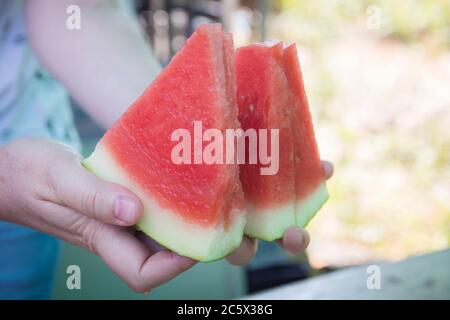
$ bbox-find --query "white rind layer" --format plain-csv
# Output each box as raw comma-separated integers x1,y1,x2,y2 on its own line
244,182,328,241
244,202,295,241
83,143,246,262
296,182,329,227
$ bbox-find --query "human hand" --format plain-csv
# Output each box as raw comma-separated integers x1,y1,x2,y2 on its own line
227,161,334,265
0,138,196,293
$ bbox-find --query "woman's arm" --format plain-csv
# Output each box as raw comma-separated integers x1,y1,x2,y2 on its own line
24,0,161,128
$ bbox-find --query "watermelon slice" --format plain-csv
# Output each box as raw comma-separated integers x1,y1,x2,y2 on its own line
235,42,328,241
83,24,246,261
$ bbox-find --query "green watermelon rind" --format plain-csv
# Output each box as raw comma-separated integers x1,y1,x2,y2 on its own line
82,144,246,262
244,183,328,241
296,183,329,227
236,43,329,242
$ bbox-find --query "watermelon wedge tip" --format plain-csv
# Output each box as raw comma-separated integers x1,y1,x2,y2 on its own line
83,24,246,261
235,41,329,241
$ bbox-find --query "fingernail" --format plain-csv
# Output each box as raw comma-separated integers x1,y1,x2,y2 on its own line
114,195,138,224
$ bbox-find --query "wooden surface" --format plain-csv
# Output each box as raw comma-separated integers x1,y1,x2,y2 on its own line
245,249,450,300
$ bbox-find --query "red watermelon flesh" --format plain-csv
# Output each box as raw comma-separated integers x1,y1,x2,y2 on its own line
283,43,328,227
83,24,246,261
235,42,328,241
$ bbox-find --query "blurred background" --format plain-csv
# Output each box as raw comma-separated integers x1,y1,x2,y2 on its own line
56,0,450,299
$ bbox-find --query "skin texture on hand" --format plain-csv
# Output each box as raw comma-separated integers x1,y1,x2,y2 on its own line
0,139,194,293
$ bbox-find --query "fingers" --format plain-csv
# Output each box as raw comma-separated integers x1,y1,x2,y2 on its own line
46,157,143,226
29,198,195,293
90,224,196,292
226,236,258,265
13,199,93,250
137,251,196,291
322,160,334,180
136,231,167,253
276,227,310,255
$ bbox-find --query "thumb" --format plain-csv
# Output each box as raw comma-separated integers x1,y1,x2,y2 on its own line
46,158,143,226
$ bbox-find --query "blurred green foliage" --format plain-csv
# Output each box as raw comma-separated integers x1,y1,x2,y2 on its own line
276,0,450,50
259,0,450,266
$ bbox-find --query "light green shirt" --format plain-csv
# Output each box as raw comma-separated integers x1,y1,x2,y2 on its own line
0,0,81,149
0,0,80,300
